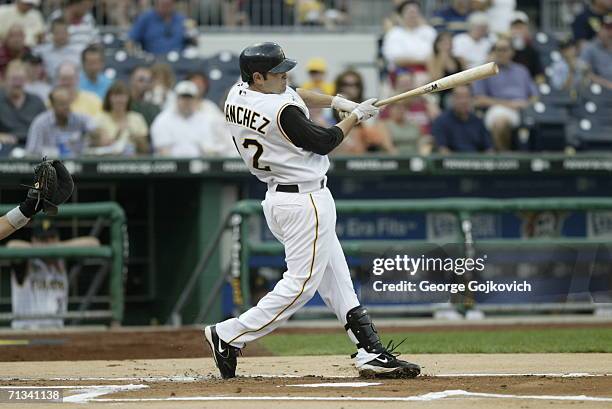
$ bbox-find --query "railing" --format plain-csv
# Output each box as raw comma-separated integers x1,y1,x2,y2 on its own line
41,1,580,36
0,202,127,324
170,197,612,325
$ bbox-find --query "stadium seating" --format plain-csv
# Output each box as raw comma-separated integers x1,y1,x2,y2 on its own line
103,48,240,108
569,119,612,150
520,102,569,151
204,51,241,106
533,32,559,68
572,100,612,127
537,83,576,108
104,50,155,82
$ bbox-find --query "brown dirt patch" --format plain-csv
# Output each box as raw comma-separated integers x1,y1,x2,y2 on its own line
0,329,269,361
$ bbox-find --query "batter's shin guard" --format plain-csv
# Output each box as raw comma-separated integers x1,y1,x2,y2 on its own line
344,306,384,355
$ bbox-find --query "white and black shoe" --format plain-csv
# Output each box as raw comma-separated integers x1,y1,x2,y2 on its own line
356,340,421,379
204,325,239,379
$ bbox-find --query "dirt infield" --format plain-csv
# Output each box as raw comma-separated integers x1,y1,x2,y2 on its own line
0,326,611,408
0,355,611,408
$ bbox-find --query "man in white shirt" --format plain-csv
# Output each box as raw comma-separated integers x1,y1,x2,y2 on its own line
382,0,436,83
453,12,495,68
151,81,236,158
0,0,44,47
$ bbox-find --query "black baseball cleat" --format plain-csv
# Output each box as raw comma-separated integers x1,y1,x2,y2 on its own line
204,325,239,379
356,339,421,379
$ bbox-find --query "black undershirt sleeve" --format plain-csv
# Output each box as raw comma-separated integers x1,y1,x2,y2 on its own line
278,105,345,155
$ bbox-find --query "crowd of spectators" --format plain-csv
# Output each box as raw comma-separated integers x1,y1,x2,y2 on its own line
0,0,609,158
369,0,612,154
0,0,241,159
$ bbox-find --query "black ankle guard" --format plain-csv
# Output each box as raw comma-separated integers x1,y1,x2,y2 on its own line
344,306,384,354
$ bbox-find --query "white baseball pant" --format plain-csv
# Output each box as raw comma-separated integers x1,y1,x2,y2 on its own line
216,186,361,348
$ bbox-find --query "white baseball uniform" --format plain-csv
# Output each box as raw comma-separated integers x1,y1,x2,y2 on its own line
217,82,363,352
11,259,68,330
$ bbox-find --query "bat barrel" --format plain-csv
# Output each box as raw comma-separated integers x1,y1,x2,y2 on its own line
375,62,499,108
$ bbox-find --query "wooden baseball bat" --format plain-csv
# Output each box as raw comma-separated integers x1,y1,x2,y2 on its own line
375,62,499,107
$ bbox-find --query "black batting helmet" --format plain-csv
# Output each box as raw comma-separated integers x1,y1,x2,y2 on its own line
239,42,297,83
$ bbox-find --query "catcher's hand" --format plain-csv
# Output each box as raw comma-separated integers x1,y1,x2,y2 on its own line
24,159,74,216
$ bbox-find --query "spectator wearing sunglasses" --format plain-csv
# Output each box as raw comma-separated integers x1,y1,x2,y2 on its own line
128,66,161,127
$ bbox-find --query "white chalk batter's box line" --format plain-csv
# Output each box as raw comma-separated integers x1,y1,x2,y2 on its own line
1,385,612,404
0,372,609,383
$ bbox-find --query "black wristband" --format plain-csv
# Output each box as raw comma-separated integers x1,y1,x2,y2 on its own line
19,195,40,218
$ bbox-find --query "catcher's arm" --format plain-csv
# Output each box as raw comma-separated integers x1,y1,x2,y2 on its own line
1,159,74,240
0,216,19,241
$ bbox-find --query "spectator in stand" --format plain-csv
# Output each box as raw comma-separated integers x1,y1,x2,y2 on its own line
427,32,465,109
91,81,149,156
185,71,224,114
382,0,436,86
329,69,396,155
453,12,494,68
147,62,175,109
431,0,471,34
432,85,493,153
55,61,102,118
550,38,589,91
130,65,161,128
380,102,431,155
34,18,82,83
572,0,611,46
0,24,31,77
472,0,516,35
151,81,235,157
0,60,45,147
301,57,335,95
23,54,51,102
129,65,161,127
580,15,612,89
510,11,545,83
79,44,111,100
128,0,192,55
0,0,44,47
48,0,99,51
473,37,538,151
383,70,440,137
26,86,100,157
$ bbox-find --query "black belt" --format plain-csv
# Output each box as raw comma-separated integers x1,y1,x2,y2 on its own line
276,179,325,193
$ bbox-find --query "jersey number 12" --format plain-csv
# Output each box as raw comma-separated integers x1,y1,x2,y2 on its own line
242,138,271,171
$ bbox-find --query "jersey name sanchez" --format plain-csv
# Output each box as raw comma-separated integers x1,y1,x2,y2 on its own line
225,82,329,185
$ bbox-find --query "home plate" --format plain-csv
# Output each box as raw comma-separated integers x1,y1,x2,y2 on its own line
285,382,382,388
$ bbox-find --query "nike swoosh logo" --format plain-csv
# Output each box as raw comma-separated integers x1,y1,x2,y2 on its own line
218,339,226,354
376,356,389,364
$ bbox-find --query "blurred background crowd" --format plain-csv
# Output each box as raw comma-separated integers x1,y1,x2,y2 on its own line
0,0,608,158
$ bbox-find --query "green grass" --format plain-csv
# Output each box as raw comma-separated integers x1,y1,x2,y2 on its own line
257,328,612,355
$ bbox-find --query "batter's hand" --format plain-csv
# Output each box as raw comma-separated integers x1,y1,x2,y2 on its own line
351,98,379,123
331,95,359,113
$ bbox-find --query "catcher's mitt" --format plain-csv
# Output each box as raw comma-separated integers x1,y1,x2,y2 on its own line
24,159,74,216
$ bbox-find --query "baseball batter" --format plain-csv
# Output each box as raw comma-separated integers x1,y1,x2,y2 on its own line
205,42,420,379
